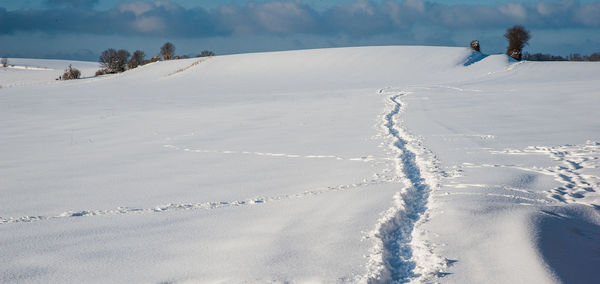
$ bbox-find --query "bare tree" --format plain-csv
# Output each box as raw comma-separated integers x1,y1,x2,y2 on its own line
160,42,175,60
128,50,145,69
99,48,118,73
116,49,130,72
61,65,81,80
505,25,531,60
99,48,130,73
1,57,7,67
197,50,216,57
470,40,480,52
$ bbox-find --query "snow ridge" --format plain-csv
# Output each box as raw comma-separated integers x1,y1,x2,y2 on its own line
366,92,444,283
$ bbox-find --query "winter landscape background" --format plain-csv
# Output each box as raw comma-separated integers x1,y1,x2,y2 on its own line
2,0,600,283
1,46,599,283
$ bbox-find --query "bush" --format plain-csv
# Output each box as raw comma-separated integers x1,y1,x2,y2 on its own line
99,48,130,73
116,49,130,72
505,25,531,61
128,50,145,69
1,57,7,67
197,50,216,57
470,40,480,52
160,42,175,60
95,69,108,76
99,48,117,72
61,65,81,80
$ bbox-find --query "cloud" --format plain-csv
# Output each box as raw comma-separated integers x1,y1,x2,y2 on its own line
45,48,97,61
499,3,527,22
2,0,600,37
575,2,600,26
132,16,166,33
45,0,98,9
118,2,155,16
215,2,319,35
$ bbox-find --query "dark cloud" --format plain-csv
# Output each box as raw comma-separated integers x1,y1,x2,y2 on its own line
1,0,599,37
45,49,97,61
215,2,320,35
45,0,99,9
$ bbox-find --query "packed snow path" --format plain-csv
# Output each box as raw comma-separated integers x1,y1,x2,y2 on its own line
366,93,437,283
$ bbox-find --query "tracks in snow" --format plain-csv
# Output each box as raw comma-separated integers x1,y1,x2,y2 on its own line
163,144,379,162
489,142,600,207
0,175,391,225
167,57,211,76
366,93,444,283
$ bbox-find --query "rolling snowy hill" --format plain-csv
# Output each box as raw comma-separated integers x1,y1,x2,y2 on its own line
0,58,100,88
1,46,599,283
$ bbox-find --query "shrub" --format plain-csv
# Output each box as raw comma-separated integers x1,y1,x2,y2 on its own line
1,57,7,67
116,49,130,72
99,48,130,73
95,69,108,76
470,40,480,52
61,65,81,80
197,50,216,57
505,25,531,61
128,50,145,69
99,48,117,72
160,42,175,60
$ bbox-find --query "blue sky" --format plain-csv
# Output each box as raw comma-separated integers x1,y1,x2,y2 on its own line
1,0,599,60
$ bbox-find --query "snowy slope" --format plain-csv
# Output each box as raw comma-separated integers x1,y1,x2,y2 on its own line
0,46,598,283
395,58,600,284
0,58,100,88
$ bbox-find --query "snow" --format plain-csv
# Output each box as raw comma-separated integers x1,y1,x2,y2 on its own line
0,58,100,88
1,46,599,283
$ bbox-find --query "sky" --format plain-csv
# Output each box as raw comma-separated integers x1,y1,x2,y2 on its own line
1,0,599,60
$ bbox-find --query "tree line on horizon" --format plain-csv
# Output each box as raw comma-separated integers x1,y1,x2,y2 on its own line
2,29,599,82
51,42,216,80
95,42,215,76
0,43,216,81
523,52,600,62
471,25,600,62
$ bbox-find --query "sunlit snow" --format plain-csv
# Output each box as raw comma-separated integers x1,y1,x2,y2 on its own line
1,46,598,283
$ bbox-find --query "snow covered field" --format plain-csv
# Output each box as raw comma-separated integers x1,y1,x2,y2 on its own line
0,58,100,89
1,47,598,283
